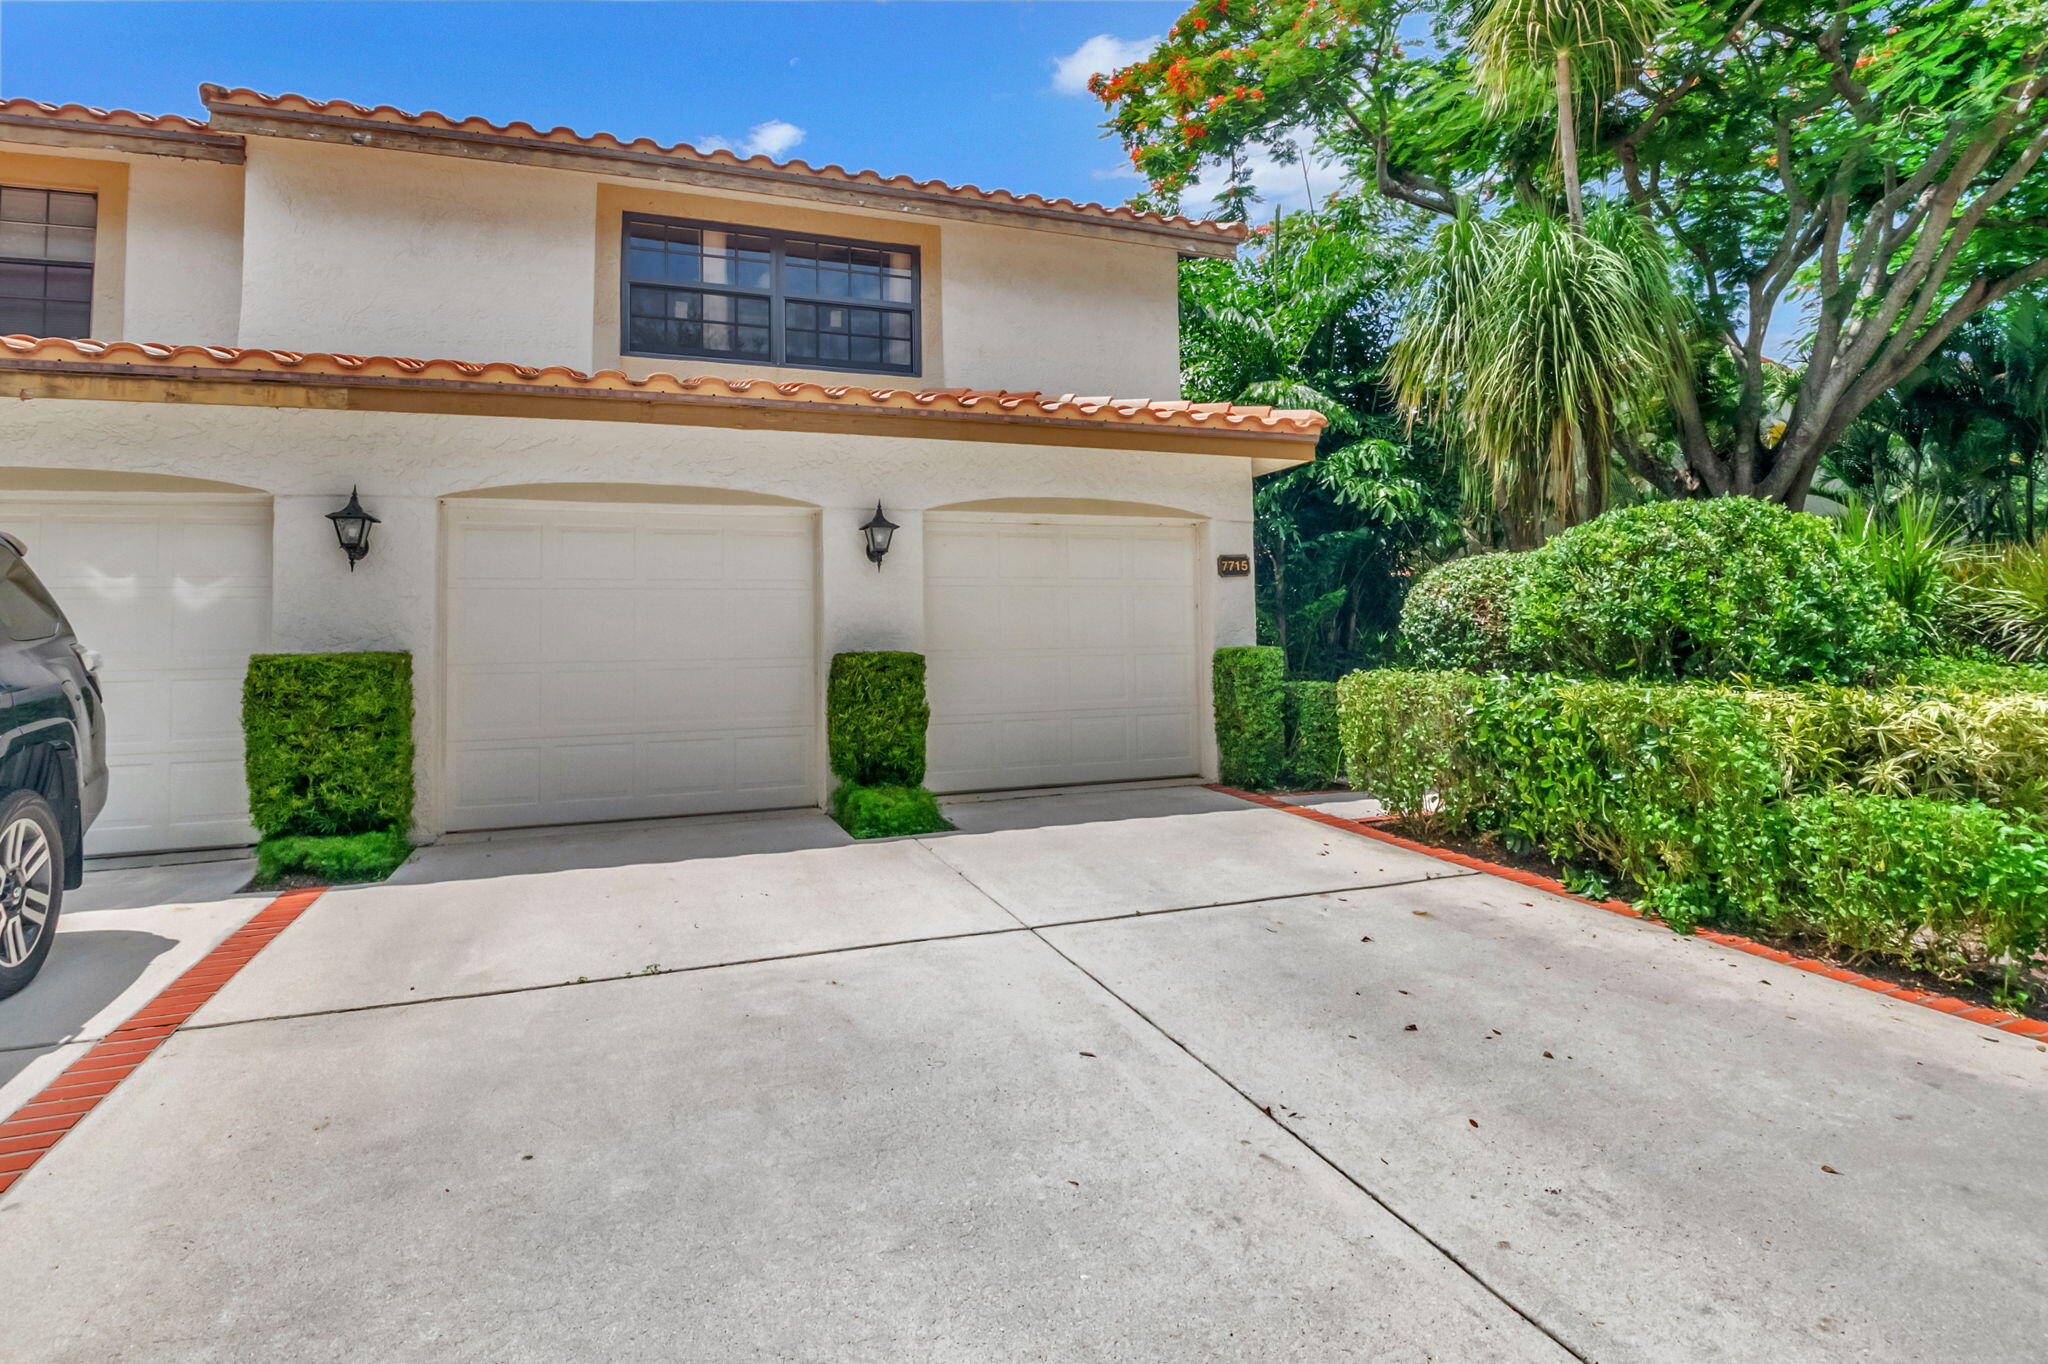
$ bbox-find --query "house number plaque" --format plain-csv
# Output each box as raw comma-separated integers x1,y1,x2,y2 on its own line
1216,555,1252,578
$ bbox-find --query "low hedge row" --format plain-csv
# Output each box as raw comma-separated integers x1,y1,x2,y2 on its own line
1336,669,2048,997
1212,649,1346,791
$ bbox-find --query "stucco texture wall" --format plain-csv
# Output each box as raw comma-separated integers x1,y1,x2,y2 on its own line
0,398,1257,832
235,140,597,369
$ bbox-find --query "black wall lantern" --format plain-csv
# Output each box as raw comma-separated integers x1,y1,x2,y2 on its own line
860,502,898,570
326,487,380,571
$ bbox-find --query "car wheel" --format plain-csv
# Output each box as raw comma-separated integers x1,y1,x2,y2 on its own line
0,790,64,1000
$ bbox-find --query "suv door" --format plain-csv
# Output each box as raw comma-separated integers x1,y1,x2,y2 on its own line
0,540,103,883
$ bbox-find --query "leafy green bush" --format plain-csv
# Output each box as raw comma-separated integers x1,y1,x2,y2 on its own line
1896,654,2048,694
1513,499,1910,683
1798,684,2048,817
1469,679,1791,928
830,782,951,839
244,652,414,838
1212,646,1286,789
1398,552,1533,672
827,651,930,786
1282,680,1342,788
255,830,414,886
1335,669,1483,821
1782,793,2048,998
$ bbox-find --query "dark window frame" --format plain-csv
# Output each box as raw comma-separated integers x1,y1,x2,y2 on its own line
0,185,96,339
619,212,921,378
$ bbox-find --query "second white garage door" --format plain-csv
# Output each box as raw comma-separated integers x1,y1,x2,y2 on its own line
924,514,1200,792
443,500,817,830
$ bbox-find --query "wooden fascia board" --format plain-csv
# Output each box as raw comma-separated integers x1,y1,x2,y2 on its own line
0,115,246,164
0,362,1319,463
204,105,1239,258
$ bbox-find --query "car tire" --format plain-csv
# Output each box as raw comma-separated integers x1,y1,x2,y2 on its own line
0,790,65,1001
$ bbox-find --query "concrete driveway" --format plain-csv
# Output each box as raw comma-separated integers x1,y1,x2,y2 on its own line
0,784,2042,1362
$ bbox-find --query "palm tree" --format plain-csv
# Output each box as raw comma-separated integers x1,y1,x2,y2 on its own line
1470,0,1671,229
1388,205,1687,542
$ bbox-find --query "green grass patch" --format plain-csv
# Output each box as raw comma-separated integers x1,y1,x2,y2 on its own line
254,828,413,887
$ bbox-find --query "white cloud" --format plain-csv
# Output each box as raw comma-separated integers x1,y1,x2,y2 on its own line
1185,132,1350,217
743,119,805,159
1051,33,1159,96
696,119,806,160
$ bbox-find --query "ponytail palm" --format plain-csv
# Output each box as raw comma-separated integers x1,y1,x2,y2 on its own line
1389,205,1687,543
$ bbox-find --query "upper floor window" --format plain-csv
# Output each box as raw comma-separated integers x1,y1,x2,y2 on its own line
0,187,94,338
623,214,918,376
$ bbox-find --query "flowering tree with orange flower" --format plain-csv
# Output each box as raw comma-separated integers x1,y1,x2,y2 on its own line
1097,0,2048,513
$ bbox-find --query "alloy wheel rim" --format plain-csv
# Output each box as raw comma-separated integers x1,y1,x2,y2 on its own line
0,816,53,968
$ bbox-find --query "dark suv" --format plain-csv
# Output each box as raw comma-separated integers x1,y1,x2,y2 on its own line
0,532,106,999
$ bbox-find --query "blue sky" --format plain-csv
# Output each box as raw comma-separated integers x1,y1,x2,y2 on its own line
0,1,1225,212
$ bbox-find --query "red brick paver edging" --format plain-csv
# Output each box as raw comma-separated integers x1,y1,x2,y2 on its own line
1211,785,2048,1043
0,886,326,1196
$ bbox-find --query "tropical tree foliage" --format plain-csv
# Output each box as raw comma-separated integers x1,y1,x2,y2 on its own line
1093,0,2048,511
1182,205,1461,675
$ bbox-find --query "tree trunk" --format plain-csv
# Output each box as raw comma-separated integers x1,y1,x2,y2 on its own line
1556,52,1584,230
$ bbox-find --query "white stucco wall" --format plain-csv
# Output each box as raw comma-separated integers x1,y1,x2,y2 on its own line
939,220,1183,398
236,140,597,369
0,397,1259,834
123,157,244,346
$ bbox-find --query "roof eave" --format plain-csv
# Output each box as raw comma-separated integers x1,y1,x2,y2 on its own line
0,354,1319,463
202,100,1240,257
0,111,245,163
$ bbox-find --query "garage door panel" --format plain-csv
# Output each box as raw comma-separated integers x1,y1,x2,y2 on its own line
926,516,1198,793
448,588,541,665
450,522,542,580
444,503,817,830
554,526,638,580
2,496,272,854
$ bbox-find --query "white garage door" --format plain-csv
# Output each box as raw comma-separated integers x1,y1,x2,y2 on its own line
0,494,272,855
924,514,1199,793
443,500,817,831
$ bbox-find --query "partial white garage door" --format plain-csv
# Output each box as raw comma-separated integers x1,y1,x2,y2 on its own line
443,500,817,830
924,514,1199,792
0,494,271,855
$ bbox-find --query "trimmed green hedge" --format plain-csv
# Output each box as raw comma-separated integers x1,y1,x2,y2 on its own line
1283,680,1341,788
1213,646,1285,789
826,651,948,838
256,829,414,885
1336,668,2048,992
1783,793,2048,989
831,782,951,839
828,651,929,787
1508,499,1910,684
1399,553,1533,673
244,651,414,838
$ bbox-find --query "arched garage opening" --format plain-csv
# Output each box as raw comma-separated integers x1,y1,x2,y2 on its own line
437,483,820,831
922,498,1206,793
0,469,273,854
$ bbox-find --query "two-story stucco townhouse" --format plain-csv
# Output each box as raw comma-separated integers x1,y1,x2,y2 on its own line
0,85,1321,855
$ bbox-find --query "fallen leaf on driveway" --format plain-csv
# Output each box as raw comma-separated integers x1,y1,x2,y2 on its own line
1360,935,1373,942
1412,910,1432,917
1468,1119,1479,1128
1079,1052,1096,1058
1543,1051,1554,1059
1404,1024,1418,1031
1821,1165,1840,1175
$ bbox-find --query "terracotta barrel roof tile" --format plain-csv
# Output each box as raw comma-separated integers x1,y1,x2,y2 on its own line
0,335,1325,437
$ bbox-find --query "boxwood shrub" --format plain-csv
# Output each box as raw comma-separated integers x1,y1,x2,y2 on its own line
827,651,930,787
244,651,414,838
255,829,414,886
1512,499,1910,683
831,782,950,840
827,651,949,838
1213,646,1285,789
1399,552,1533,672
1282,680,1342,789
